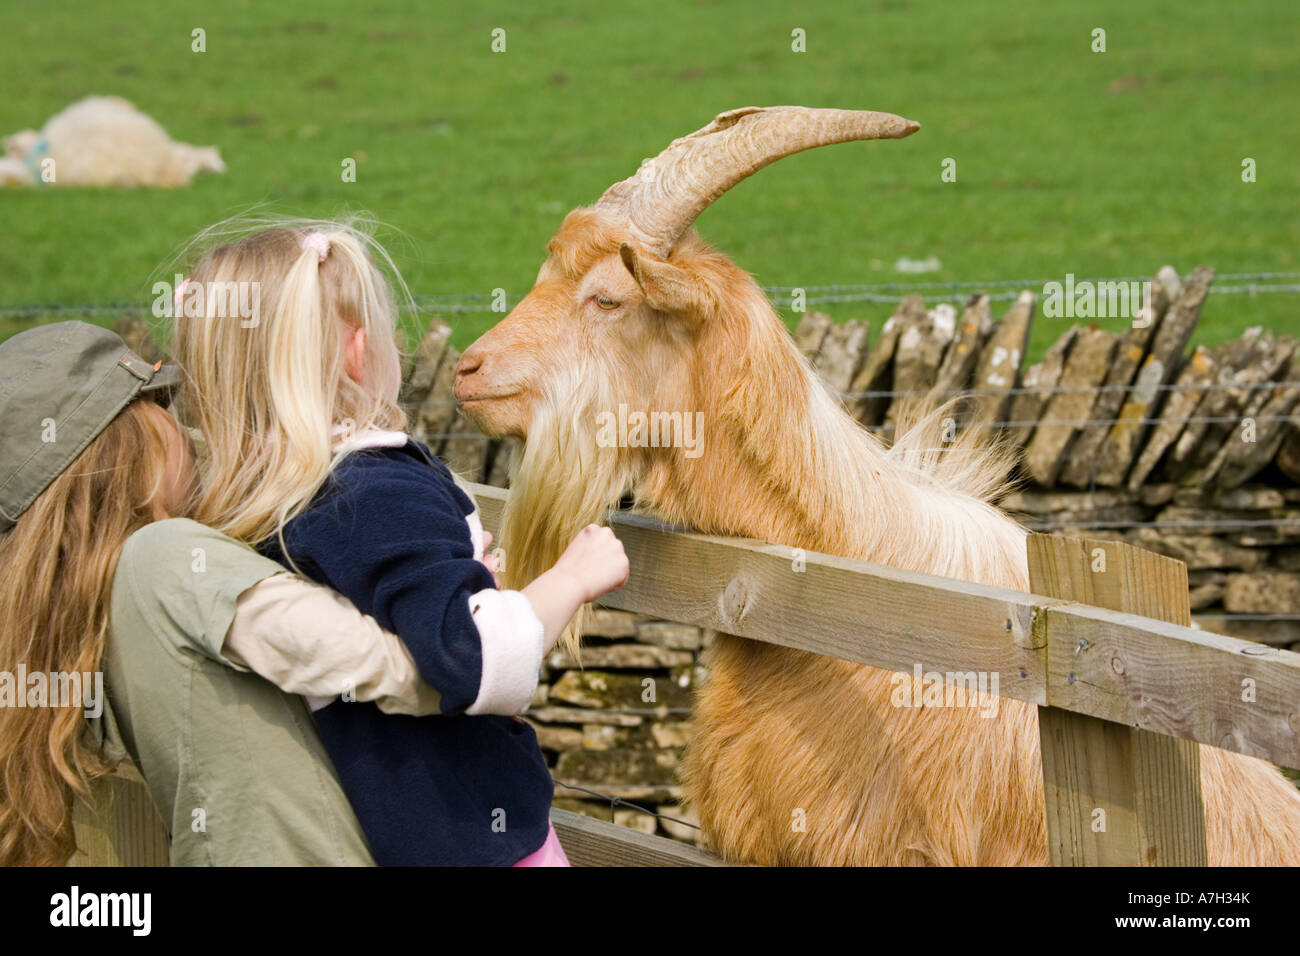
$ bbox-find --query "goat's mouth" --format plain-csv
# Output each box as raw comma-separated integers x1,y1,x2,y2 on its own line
454,386,520,407
456,387,530,441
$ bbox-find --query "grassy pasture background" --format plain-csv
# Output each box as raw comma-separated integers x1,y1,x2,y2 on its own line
1,0,1297,359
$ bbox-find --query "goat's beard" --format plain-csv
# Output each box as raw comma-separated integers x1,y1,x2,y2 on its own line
499,375,638,662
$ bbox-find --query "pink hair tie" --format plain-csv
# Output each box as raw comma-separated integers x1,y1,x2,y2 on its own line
173,277,190,315
301,232,330,263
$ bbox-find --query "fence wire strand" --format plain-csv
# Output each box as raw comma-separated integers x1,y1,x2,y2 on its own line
551,779,701,831
6,271,1300,320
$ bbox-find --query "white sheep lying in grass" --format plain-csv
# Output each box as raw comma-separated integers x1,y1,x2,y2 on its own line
2,96,224,187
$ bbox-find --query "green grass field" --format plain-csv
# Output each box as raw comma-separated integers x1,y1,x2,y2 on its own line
2,0,1297,360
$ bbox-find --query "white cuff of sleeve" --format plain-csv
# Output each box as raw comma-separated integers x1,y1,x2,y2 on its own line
464,589,544,716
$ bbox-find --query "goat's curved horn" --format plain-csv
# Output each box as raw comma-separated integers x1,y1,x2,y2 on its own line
596,106,920,258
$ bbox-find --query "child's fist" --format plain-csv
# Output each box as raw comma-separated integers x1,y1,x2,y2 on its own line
557,524,629,603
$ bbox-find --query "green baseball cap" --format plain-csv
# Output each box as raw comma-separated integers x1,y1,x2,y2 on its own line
0,321,181,532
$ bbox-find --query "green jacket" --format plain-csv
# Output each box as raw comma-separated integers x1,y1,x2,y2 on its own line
87,518,375,866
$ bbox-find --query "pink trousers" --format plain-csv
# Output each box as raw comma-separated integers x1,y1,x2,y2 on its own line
512,821,571,866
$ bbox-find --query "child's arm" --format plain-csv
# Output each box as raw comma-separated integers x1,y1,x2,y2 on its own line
448,461,629,654
223,573,443,716
280,457,543,716
469,523,627,656
520,524,629,653
280,454,628,718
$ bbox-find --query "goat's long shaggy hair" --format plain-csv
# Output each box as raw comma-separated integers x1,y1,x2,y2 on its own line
500,223,1300,865
499,368,638,658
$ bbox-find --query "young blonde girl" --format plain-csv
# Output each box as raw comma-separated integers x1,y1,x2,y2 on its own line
170,218,627,866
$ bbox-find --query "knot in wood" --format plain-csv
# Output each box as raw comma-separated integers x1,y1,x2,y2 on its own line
722,576,752,627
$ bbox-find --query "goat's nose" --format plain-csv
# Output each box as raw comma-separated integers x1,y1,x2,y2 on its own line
456,353,482,379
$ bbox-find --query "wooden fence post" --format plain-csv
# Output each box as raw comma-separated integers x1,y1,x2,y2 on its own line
1029,534,1207,865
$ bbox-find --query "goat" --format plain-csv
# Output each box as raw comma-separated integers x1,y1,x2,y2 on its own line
455,105,1300,865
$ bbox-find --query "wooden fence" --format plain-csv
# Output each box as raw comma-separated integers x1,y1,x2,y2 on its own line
71,482,1300,867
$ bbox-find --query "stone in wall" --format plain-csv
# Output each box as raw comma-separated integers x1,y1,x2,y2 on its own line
1125,346,1217,490
407,319,462,449
530,724,584,752
1006,325,1079,451
1214,354,1300,490
635,621,705,650
932,294,993,400
885,303,957,429
440,411,491,480
1060,266,1177,487
554,749,682,793
527,706,644,727
585,609,639,637
1130,529,1268,572
547,643,694,670
847,295,922,426
401,319,450,407
812,316,871,395
550,668,695,711
1179,337,1298,487
1187,571,1227,611
1001,488,1139,514
613,809,659,835
1196,615,1300,647
1093,267,1213,485
966,290,1034,437
794,311,833,363
1164,328,1269,478
485,437,518,487
1224,571,1300,615
1023,325,1118,485
1278,428,1300,484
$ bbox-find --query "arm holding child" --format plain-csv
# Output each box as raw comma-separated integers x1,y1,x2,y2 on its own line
266,448,628,716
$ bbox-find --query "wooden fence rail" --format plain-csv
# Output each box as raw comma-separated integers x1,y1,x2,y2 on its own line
472,485,1300,770
70,482,1300,866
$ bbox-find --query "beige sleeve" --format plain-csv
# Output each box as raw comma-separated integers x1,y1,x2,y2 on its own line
223,573,443,716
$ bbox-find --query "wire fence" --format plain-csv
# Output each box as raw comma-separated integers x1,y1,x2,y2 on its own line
1015,518,1300,531
402,380,1300,412
551,779,701,831
408,378,1300,443
5,271,1300,320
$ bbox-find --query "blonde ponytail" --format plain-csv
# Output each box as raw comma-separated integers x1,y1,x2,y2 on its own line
169,217,409,545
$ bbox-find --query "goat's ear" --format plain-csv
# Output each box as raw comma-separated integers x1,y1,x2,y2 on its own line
619,243,704,315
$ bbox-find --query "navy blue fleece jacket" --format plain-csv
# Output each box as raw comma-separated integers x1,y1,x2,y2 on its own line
258,439,552,866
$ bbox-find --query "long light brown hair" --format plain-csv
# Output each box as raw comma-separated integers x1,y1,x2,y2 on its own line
0,399,179,866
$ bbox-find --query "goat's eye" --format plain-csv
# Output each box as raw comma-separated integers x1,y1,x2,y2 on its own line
595,294,619,311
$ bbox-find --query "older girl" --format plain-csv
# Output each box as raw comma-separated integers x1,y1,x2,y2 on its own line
0,322,447,865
